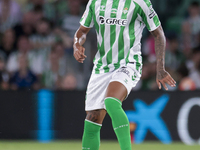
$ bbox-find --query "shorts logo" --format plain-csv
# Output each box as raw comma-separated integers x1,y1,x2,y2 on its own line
118,67,130,77
99,16,127,26
124,79,128,84
123,7,129,14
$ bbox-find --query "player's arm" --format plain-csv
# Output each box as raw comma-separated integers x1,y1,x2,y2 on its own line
73,25,91,63
151,26,176,90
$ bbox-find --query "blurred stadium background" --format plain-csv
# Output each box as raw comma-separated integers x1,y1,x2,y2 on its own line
0,0,200,149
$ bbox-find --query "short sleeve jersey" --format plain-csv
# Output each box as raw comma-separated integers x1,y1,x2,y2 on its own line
80,0,161,74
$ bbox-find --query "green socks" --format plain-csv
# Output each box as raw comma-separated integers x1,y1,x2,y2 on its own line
82,119,102,150
105,97,132,150
82,97,131,150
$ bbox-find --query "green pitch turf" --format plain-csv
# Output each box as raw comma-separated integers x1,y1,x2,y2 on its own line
0,140,199,150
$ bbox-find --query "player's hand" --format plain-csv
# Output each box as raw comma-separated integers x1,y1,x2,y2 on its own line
73,42,87,63
156,70,176,90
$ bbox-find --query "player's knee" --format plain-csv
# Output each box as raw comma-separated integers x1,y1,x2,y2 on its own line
83,120,101,140
104,97,122,113
86,110,100,123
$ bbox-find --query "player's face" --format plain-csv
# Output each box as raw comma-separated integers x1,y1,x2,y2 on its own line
36,21,50,35
189,6,200,17
17,37,30,52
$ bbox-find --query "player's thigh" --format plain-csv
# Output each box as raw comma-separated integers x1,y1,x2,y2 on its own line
105,65,141,102
86,109,107,124
105,81,127,102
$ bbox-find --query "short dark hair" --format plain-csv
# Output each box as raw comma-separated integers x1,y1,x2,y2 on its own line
33,5,43,13
51,42,64,51
192,45,200,54
177,63,189,77
190,1,199,7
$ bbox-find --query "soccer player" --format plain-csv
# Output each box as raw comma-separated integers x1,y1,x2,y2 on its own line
73,0,176,149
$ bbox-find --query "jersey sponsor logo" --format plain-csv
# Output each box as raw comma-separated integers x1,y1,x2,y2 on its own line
100,5,106,11
123,7,129,14
99,16,127,26
111,8,117,14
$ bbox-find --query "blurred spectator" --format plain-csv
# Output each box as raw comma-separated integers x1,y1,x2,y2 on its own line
30,18,55,52
182,1,200,53
165,33,185,71
10,55,39,90
32,5,44,24
54,42,73,75
42,48,61,89
28,18,56,75
6,36,31,73
0,56,9,90
62,0,82,38
54,27,73,49
0,29,16,60
60,73,77,90
13,11,36,39
15,0,28,7
142,34,156,60
140,62,157,90
186,45,200,73
53,0,69,25
25,0,55,21
188,46,200,89
0,0,22,33
42,41,76,89
178,63,196,91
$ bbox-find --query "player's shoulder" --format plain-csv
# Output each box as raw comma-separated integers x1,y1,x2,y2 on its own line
87,0,99,7
88,0,100,4
132,0,152,8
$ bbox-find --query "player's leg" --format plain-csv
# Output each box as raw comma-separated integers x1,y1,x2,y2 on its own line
82,109,106,150
104,81,132,150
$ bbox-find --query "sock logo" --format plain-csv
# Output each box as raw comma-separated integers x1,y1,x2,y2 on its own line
114,124,129,130
117,67,130,77
82,147,90,149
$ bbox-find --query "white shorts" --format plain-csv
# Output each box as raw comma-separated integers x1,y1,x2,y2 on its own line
85,64,141,111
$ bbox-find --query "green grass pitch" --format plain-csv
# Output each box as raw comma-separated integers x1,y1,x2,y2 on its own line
0,140,199,150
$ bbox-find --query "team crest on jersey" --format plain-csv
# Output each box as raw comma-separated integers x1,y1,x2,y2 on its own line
100,5,106,11
123,7,129,14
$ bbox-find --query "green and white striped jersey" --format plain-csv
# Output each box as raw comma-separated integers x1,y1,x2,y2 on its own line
80,0,160,74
